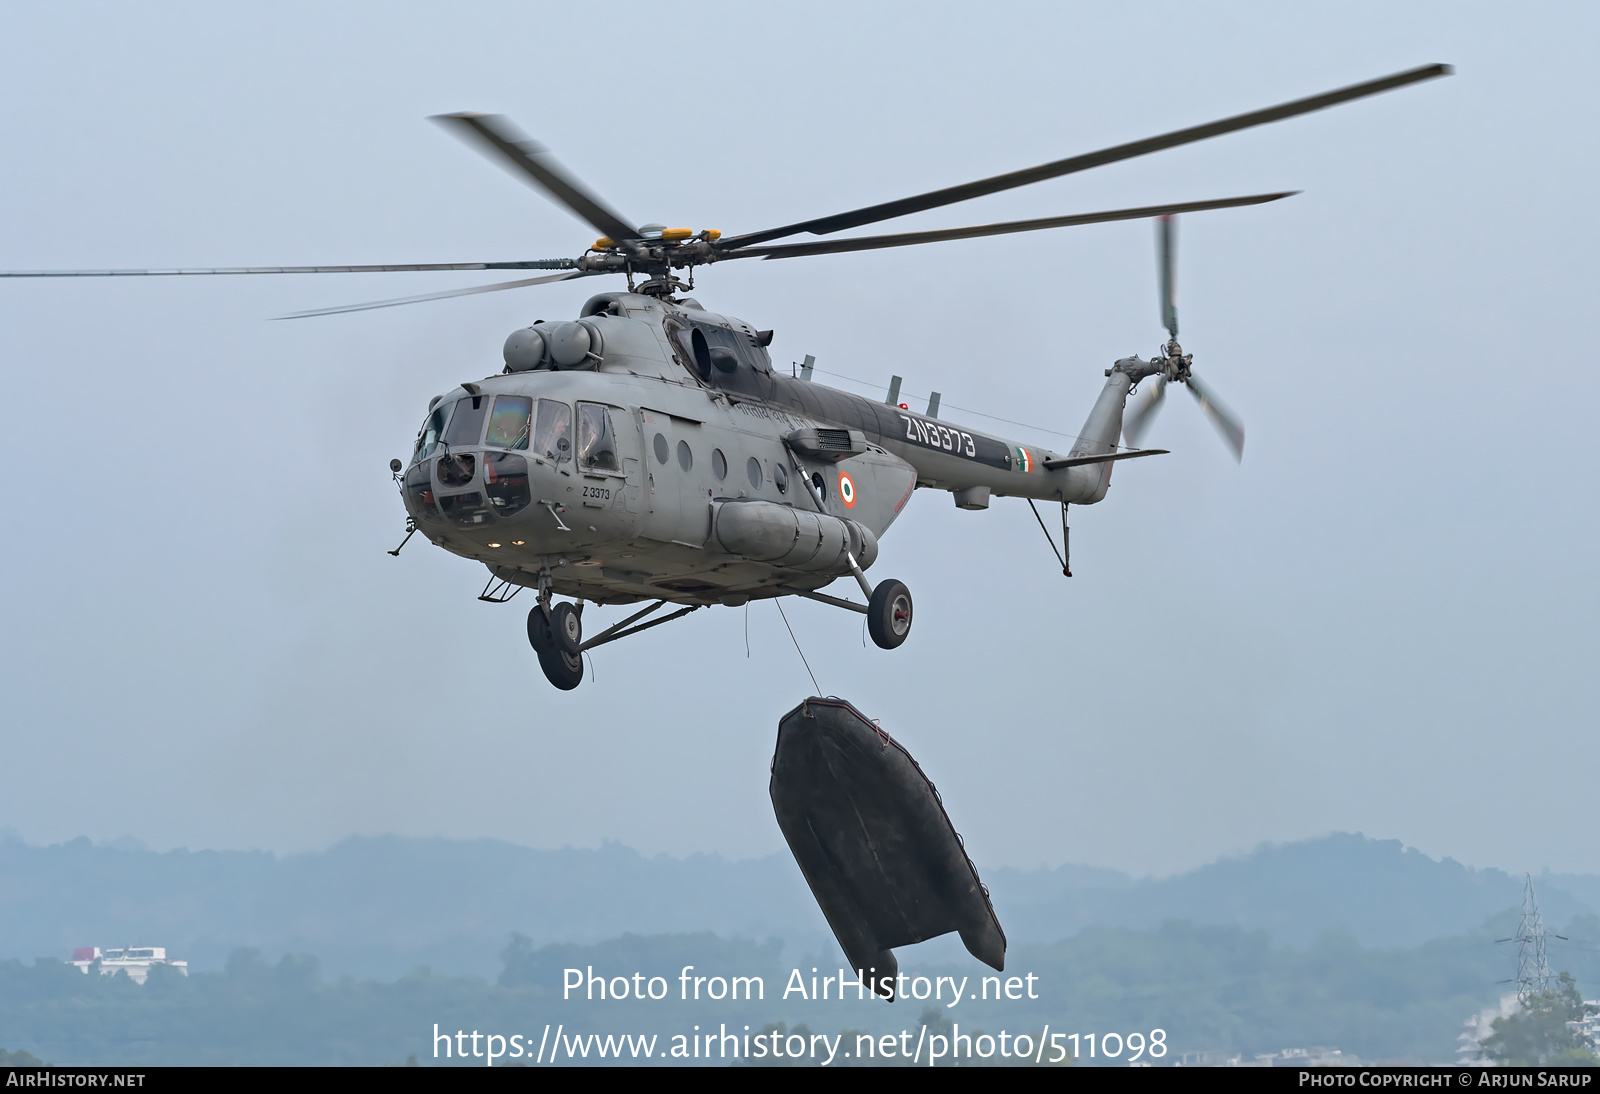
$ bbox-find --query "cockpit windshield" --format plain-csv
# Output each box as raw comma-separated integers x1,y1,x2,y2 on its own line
443,394,489,446
417,393,567,465
485,395,532,449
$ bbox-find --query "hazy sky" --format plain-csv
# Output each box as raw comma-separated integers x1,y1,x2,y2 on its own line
1,2,1593,878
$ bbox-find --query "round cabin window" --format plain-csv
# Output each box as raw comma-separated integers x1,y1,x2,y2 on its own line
747,457,763,489
677,439,693,471
711,448,727,480
653,432,669,464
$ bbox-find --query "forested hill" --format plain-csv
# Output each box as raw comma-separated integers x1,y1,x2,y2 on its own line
996,833,1600,949
1,831,1593,979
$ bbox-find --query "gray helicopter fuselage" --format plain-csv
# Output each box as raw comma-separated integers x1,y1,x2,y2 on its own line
398,292,1123,607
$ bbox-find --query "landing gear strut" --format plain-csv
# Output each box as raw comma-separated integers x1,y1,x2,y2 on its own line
777,444,916,651
780,576,916,650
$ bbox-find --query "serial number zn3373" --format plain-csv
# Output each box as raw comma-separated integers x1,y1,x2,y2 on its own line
897,413,977,458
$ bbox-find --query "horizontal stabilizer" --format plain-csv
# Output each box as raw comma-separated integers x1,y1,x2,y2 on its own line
1043,448,1169,470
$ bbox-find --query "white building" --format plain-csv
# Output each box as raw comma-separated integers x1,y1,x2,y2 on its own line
1570,1000,1599,1052
71,946,188,984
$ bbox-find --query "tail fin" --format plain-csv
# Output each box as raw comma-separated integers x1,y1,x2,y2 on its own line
1061,356,1158,502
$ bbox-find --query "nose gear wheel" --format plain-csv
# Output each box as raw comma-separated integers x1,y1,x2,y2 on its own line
550,601,582,655
538,647,584,690
528,602,585,688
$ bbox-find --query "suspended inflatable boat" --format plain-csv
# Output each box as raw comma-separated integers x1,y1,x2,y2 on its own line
769,697,1006,1000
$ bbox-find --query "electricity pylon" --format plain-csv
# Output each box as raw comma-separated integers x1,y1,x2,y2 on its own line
1502,874,1556,1002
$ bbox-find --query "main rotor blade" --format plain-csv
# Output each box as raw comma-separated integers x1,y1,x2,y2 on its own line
433,113,640,243
1123,376,1166,447
1185,372,1245,460
719,64,1450,249
717,192,1294,261
0,260,579,278
1158,215,1178,340
272,269,603,320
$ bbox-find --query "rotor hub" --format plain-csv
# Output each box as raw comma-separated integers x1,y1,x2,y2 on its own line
1160,339,1194,385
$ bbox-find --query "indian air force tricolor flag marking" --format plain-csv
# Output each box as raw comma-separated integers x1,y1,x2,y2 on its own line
1013,446,1035,473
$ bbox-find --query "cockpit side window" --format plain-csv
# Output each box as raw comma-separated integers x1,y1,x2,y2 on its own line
414,402,454,462
576,403,619,472
443,395,489,446
532,399,572,462
485,395,532,449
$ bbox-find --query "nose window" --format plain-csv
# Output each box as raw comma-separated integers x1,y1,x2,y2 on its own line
578,403,620,471
443,395,488,446
439,492,493,527
484,452,532,516
403,462,441,523
485,396,532,449
437,452,476,487
532,399,572,462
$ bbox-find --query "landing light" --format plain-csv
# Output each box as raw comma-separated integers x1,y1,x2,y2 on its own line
488,542,501,548
512,540,525,546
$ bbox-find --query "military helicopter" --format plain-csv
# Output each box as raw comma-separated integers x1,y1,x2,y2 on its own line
3,65,1449,689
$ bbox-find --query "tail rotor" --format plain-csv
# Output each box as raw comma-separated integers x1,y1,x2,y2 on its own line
1122,215,1245,461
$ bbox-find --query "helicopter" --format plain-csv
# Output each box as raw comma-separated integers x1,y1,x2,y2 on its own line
2,64,1449,690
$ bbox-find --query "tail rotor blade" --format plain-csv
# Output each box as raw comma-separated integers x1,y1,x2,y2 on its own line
1185,372,1245,460
1123,375,1167,446
1157,215,1178,340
